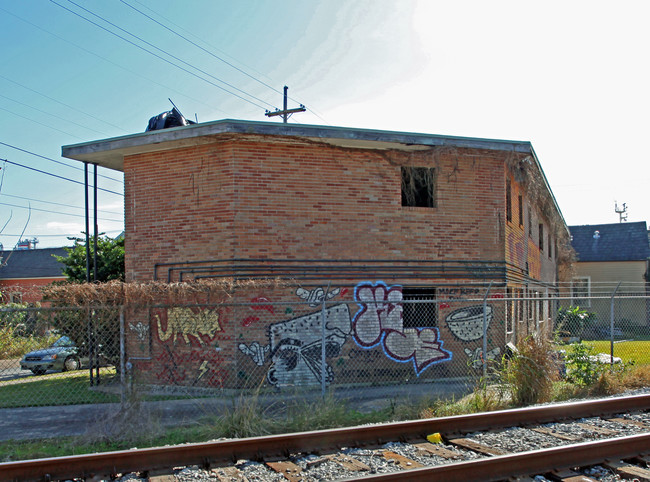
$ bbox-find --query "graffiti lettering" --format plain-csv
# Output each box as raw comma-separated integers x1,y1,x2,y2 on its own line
438,288,480,296
154,307,221,346
251,296,274,314
296,286,341,307
352,282,451,375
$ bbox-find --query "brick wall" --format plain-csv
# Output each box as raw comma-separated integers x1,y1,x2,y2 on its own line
125,136,512,279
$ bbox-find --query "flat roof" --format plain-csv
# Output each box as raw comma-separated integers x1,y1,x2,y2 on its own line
62,118,533,172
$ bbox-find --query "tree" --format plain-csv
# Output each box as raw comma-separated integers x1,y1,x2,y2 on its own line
55,235,125,283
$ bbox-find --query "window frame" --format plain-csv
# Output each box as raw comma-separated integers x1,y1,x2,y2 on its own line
571,277,591,308
401,166,436,208
402,286,438,328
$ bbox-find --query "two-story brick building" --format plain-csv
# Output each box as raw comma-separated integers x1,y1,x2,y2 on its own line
62,120,569,389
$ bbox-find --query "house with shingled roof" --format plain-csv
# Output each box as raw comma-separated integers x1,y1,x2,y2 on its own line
569,221,650,332
0,248,67,303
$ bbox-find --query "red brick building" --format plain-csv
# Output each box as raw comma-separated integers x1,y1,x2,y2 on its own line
63,120,569,389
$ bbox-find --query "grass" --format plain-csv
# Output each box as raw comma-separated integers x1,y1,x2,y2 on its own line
1,341,649,463
581,340,650,365
0,368,120,408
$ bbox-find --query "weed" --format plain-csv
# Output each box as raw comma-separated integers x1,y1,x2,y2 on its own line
499,336,558,406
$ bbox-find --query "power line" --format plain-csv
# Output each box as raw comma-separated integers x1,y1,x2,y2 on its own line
51,0,275,111
0,201,123,222
0,105,84,140
0,74,130,134
0,192,122,216
0,158,124,197
0,141,123,184
0,92,111,137
0,6,233,120
130,0,275,84
119,0,331,126
119,0,284,97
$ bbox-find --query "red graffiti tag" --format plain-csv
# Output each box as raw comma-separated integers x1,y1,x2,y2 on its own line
251,296,274,314
242,315,260,327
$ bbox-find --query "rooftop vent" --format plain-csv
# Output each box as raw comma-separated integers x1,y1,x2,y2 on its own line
593,230,600,240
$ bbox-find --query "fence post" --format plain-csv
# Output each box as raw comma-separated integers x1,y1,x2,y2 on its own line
321,281,331,399
610,282,621,367
482,281,493,380
119,305,126,405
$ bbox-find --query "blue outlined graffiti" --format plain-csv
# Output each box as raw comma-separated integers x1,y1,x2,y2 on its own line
352,281,451,375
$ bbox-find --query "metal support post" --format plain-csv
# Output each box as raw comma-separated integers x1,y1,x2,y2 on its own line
483,282,493,380
610,282,621,367
321,281,331,398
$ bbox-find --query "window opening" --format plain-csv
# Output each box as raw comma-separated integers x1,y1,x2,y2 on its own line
539,224,544,251
571,277,591,307
518,195,523,226
401,167,436,208
506,178,512,222
402,287,437,328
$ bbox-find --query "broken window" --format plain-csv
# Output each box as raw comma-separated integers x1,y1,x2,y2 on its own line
402,287,437,328
401,167,436,208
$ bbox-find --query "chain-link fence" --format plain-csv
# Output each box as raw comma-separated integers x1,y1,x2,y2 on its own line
1,287,649,439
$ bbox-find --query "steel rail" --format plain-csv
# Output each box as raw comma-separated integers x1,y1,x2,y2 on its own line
2,394,649,481
342,432,650,481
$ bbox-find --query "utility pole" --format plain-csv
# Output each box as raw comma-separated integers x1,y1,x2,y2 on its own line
265,86,306,123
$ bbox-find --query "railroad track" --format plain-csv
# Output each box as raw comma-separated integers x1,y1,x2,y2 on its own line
2,394,650,481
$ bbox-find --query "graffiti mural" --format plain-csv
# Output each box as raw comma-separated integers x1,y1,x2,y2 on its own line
464,347,501,369
239,304,351,386
296,286,341,306
129,321,149,343
154,307,222,345
445,305,493,341
352,282,451,375
155,345,229,387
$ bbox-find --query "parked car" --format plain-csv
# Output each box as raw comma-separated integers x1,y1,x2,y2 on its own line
19,336,87,375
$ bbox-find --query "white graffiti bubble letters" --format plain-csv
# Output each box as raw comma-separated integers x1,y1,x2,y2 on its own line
352,282,451,375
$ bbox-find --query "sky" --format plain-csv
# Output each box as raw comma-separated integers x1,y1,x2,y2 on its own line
0,0,648,250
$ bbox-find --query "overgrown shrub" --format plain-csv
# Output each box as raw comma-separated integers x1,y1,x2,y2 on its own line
555,306,596,340
499,336,558,406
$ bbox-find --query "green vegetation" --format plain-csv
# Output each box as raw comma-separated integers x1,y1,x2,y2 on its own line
0,368,120,408
554,305,596,339
582,340,650,365
54,234,124,283
1,337,649,463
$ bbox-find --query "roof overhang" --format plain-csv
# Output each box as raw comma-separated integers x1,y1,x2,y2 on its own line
62,119,533,172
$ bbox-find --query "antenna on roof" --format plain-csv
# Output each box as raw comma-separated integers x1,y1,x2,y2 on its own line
615,201,628,223
265,86,306,123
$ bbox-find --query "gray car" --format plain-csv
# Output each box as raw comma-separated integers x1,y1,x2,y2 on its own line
19,336,87,375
